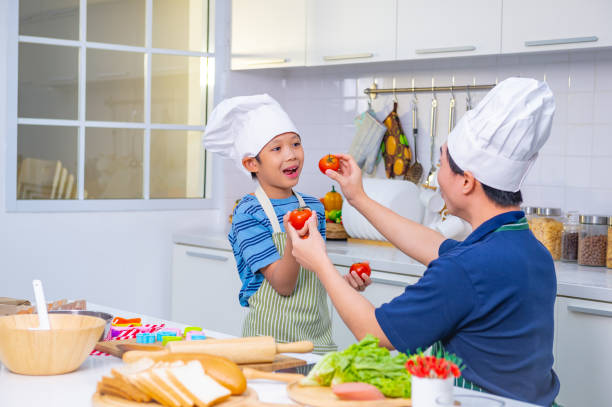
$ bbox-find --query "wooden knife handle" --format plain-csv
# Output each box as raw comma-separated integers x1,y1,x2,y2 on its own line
242,367,304,383
275,340,313,354
122,349,169,363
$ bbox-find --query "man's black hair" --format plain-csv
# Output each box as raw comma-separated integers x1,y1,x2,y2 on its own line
250,155,261,180
447,150,523,207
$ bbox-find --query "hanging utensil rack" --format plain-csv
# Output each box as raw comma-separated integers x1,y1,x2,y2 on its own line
364,82,496,99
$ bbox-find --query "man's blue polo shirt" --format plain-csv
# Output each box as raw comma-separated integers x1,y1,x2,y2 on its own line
375,211,560,406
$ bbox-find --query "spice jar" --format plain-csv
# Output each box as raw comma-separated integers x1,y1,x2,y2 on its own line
531,208,563,260
607,217,612,269
523,206,539,229
578,215,608,267
561,211,580,262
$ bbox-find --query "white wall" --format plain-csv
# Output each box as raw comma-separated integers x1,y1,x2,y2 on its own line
0,1,224,319
221,51,612,216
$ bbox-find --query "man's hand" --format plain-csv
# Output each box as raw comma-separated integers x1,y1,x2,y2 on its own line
324,153,366,206
343,271,372,292
286,211,331,273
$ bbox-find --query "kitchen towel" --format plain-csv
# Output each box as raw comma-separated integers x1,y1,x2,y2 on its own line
349,109,387,174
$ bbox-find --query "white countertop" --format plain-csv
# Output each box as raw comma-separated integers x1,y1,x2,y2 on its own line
0,303,537,407
173,227,612,303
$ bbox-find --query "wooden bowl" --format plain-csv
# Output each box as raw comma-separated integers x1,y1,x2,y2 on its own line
0,314,105,375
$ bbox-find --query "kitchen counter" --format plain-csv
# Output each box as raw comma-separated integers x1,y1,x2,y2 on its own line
174,228,612,303
0,303,538,407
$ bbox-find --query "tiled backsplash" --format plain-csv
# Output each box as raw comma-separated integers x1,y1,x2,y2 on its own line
221,49,612,218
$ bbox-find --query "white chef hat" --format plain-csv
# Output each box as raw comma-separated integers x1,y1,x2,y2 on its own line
202,94,299,177
447,77,555,192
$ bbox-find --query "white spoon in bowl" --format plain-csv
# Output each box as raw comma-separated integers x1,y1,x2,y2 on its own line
32,280,50,330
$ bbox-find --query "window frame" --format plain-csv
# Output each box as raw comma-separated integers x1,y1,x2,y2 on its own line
5,0,220,212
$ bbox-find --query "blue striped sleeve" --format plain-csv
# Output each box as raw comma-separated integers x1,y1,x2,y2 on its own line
231,212,280,277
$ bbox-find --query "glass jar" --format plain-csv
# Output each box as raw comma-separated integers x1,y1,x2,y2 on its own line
522,206,539,229
578,215,608,267
531,208,563,260
607,217,612,269
561,211,580,262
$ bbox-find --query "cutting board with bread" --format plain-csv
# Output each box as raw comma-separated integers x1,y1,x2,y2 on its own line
96,336,312,372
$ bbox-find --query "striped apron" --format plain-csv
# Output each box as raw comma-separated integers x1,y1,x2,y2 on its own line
242,186,337,354
432,217,561,407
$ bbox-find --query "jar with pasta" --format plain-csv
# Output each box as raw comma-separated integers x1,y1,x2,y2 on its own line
523,206,539,229
530,208,563,260
578,215,608,267
607,217,612,269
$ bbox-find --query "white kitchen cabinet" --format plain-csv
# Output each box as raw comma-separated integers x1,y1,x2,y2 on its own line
231,0,306,70
502,0,612,54
397,0,501,60
331,266,419,350
171,244,248,336
306,0,397,66
554,296,612,407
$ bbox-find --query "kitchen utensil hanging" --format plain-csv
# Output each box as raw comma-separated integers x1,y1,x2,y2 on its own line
425,81,438,187
405,79,423,184
448,79,456,134
381,82,412,179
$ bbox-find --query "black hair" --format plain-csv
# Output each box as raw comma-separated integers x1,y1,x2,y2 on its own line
447,150,523,207
250,155,261,180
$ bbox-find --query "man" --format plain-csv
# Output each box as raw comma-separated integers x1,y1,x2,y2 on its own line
286,78,560,406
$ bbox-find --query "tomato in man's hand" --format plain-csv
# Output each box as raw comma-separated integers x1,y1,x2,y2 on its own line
349,262,371,278
289,207,312,230
319,154,340,174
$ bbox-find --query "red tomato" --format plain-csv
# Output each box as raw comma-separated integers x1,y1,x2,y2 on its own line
318,154,340,174
289,207,312,230
349,262,371,278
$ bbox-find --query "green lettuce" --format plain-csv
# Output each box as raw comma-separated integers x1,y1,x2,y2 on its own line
300,334,411,398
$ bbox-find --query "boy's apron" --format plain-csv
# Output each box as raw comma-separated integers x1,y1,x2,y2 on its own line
242,185,337,354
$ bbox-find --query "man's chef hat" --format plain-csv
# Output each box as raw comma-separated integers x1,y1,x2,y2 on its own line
203,94,299,176
447,77,555,192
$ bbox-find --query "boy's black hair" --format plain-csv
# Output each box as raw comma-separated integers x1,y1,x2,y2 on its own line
250,155,261,180
447,150,523,207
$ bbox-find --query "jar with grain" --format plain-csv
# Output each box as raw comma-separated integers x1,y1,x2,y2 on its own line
578,215,608,267
523,206,539,229
607,217,612,269
561,211,580,262
531,208,563,260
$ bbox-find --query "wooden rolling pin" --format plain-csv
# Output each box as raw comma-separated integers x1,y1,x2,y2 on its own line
123,336,313,364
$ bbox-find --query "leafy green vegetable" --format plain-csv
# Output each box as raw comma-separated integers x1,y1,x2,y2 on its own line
300,334,411,398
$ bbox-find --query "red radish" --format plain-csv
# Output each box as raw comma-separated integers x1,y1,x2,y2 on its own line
332,382,385,401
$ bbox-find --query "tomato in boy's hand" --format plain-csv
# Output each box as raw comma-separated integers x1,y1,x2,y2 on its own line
289,207,312,230
350,262,371,278
319,154,340,174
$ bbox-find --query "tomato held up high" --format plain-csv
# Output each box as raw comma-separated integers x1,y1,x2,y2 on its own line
319,154,340,174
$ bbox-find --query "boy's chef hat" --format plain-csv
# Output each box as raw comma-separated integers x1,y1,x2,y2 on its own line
203,94,299,176
447,77,555,192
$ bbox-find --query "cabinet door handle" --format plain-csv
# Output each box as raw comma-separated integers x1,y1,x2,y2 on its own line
415,45,476,54
370,277,408,287
245,58,288,66
323,53,373,61
186,251,229,262
568,304,612,318
525,36,598,47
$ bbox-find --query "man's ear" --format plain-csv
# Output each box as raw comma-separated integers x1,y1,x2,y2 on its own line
462,171,477,195
242,156,259,174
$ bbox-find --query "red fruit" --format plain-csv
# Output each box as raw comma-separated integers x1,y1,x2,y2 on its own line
349,262,371,278
289,207,312,230
319,154,340,174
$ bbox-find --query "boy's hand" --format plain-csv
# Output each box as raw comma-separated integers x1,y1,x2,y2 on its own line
283,212,309,238
343,270,372,292
324,153,366,206
286,211,330,273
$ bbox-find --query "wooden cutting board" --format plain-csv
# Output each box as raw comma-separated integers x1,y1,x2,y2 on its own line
95,339,307,372
286,383,412,407
92,387,266,407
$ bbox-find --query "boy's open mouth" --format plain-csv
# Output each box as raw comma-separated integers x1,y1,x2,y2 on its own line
283,165,299,176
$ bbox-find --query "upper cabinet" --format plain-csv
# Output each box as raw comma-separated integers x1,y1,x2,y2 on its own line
306,0,397,66
231,0,307,70
397,0,501,60
502,0,612,54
